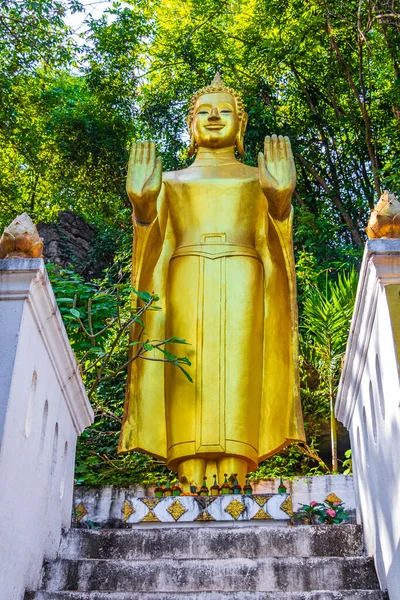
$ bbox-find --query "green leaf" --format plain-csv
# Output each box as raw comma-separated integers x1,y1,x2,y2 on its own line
70,308,81,318
167,337,189,344
131,288,153,302
156,347,177,361
177,365,193,383
143,342,154,351
132,316,145,327
178,356,191,366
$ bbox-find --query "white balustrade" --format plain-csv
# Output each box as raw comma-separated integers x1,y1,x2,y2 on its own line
0,259,93,600
336,238,400,598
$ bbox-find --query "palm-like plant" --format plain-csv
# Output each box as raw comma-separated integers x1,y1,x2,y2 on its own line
301,269,358,472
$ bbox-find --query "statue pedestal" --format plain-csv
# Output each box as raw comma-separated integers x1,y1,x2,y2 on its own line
74,493,293,527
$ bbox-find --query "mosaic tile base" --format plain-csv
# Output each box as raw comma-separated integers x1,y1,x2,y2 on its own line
75,493,292,525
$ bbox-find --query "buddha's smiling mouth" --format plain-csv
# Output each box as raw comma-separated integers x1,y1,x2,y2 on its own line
205,124,225,130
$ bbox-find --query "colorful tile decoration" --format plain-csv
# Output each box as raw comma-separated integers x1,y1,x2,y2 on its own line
75,503,88,521
279,495,293,517
122,500,135,522
252,508,272,520
195,510,215,521
253,494,274,507
167,499,187,521
72,493,293,524
225,498,246,520
140,498,162,510
140,510,161,523
325,492,343,504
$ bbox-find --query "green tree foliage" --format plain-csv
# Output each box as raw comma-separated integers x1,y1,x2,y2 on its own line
1,0,399,483
0,1,151,227
301,266,359,471
48,261,192,485
140,0,400,260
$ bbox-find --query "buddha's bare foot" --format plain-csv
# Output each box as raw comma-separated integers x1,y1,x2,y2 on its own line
217,457,248,489
177,458,206,493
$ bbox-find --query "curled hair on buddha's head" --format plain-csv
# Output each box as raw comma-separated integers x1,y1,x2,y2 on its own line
187,72,248,157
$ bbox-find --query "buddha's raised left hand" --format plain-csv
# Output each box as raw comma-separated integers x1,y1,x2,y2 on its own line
258,135,296,220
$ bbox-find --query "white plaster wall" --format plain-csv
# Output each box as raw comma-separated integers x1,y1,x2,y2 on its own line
350,285,400,594
254,474,355,512
336,239,400,598
0,259,93,600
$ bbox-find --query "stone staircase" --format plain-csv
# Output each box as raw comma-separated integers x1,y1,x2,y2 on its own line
25,523,387,599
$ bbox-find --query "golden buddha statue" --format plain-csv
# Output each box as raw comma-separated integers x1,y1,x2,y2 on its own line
118,74,305,488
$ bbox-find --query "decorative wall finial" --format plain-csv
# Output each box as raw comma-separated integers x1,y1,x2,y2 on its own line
366,191,400,239
0,213,44,259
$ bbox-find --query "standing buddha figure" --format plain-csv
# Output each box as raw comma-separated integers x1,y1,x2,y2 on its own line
118,74,305,489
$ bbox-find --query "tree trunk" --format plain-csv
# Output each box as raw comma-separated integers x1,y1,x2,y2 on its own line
330,380,338,473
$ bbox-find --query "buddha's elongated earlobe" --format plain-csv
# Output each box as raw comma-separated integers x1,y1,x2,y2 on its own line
188,132,197,157
236,112,248,156
187,116,197,157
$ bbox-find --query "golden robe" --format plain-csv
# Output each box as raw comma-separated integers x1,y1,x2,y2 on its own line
118,169,305,470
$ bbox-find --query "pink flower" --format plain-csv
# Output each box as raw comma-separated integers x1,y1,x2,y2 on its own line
333,501,341,506
326,508,336,517
310,501,319,507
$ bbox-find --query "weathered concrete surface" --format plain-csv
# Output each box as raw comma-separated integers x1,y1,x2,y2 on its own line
60,525,365,560
27,521,386,599
29,591,388,600
41,556,380,593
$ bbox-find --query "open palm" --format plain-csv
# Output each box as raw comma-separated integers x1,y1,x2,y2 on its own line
126,141,162,223
258,135,296,220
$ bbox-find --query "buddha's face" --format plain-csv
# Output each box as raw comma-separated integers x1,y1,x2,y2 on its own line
192,92,240,149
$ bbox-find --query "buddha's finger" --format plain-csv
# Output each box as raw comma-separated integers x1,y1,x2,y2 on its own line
258,152,273,189
149,141,156,165
147,156,163,194
258,152,267,182
137,141,144,163
271,134,278,162
127,144,137,188
264,136,271,163
284,136,292,160
286,140,296,181
278,135,285,159
143,141,150,163
129,143,137,165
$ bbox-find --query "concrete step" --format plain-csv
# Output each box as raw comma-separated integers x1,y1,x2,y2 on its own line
41,557,380,593
28,591,388,600
60,525,364,560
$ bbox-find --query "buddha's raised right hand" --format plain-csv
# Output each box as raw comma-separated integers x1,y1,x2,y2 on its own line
126,141,162,224
258,135,296,221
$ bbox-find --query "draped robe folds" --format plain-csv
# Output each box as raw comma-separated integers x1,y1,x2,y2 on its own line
118,177,305,470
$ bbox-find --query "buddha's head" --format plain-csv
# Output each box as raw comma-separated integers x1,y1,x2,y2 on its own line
187,73,248,157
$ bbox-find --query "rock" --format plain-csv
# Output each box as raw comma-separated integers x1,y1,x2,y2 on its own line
37,211,113,278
